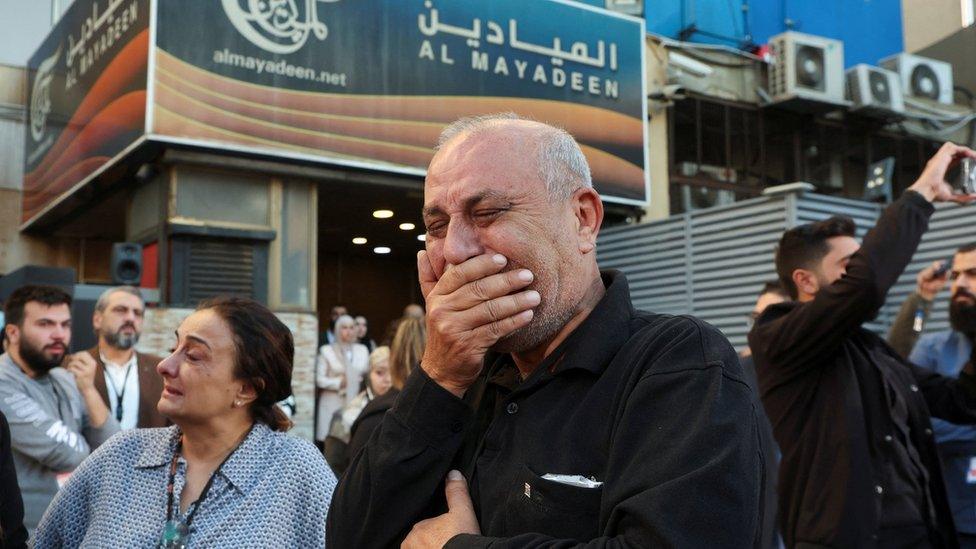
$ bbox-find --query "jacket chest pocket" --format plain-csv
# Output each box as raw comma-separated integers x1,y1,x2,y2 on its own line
501,464,603,542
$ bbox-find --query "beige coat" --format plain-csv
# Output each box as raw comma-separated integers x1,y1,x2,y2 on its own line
315,343,369,441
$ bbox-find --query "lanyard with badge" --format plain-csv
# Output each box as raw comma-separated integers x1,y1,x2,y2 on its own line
158,426,252,548
107,359,135,423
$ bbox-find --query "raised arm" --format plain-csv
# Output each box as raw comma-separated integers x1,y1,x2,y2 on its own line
330,251,539,547
888,261,946,358
753,143,976,386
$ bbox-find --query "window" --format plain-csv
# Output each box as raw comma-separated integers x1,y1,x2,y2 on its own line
174,167,271,228
668,94,940,215
276,181,315,309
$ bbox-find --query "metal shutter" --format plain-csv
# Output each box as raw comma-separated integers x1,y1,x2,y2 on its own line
170,236,269,306
187,240,257,302
597,192,976,351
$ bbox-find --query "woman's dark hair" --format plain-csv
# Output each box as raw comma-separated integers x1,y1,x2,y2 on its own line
198,297,294,431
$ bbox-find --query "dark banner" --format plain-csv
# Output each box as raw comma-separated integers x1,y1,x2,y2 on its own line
151,0,648,204
22,0,149,226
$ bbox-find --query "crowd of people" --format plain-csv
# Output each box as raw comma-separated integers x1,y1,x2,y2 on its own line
2,115,976,548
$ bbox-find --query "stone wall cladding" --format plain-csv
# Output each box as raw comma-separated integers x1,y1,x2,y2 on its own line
140,308,317,441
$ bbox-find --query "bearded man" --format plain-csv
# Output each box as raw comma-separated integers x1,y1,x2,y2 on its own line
0,285,119,531
329,114,762,548
750,142,976,548
909,244,976,546
84,286,165,430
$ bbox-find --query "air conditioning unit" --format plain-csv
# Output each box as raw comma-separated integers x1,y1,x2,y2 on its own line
767,31,848,112
879,53,953,105
845,64,904,116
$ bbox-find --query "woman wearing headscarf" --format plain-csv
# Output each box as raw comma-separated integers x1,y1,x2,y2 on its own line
315,314,369,447
34,298,335,547
323,346,392,473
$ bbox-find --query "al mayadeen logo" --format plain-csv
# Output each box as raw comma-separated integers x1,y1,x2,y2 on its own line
30,46,61,144
220,0,339,54
214,0,348,86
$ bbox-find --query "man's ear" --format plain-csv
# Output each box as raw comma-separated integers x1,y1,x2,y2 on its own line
572,187,604,255
4,323,18,345
792,268,820,298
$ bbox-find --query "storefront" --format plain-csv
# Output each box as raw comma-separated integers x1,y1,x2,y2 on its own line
21,0,650,437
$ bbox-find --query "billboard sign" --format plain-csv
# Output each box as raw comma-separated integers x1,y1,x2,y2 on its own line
23,0,149,225
150,0,649,204
23,0,648,228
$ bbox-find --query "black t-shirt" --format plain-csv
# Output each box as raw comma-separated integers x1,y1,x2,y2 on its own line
0,411,27,549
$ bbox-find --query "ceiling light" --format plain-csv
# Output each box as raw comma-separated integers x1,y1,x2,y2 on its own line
399,222,416,231
373,246,391,254
417,234,426,242
352,237,367,245
372,209,394,219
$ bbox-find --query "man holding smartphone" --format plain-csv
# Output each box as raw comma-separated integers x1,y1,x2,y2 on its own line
895,245,976,546
751,142,976,548
329,114,763,548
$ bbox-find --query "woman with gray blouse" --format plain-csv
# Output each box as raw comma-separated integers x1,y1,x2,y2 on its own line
34,297,336,547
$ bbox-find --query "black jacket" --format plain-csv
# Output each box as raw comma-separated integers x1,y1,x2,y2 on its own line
0,411,27,549
347,388,397,461
749,191,976,548
741,355,782,549
328,271,763,548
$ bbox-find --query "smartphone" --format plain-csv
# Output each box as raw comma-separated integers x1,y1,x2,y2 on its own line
957,157,976,195
934,257,954,278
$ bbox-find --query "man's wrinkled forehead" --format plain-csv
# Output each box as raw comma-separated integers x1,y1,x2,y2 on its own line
424,126,542,206
431,124,536,171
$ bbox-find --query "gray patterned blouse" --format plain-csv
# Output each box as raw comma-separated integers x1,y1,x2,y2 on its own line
34,423,336,548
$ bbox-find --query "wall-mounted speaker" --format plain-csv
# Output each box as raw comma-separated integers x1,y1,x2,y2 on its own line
111,242,143,285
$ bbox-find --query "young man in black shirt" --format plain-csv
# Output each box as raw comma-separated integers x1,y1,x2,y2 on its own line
0,411,27,549
328,114,764,548
750,142,976,548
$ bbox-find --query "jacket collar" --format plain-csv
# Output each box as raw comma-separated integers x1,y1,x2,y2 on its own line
135,423,272,494
549,270,634,376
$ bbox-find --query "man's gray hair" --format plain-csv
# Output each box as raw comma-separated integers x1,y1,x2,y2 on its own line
95,286,144,313
436,113,593,200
